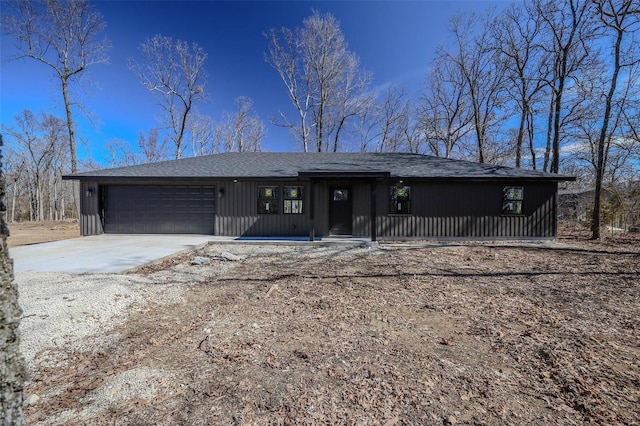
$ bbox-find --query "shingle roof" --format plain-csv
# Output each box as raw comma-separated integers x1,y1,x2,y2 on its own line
65,152,574,181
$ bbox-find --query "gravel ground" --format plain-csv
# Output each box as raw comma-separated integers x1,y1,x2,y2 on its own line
16,243,370,367
17,272,150,365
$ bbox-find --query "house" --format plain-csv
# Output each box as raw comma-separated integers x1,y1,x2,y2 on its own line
64,152,574,240
559,183,640,230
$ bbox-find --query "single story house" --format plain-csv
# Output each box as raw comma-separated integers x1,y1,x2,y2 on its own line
64,152,574,240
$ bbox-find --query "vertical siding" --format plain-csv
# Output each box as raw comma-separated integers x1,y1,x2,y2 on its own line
377,181,558,238
215,181,310,237
352,182,371,237
313,181,330,237
80,180,103,236
81,178,558,239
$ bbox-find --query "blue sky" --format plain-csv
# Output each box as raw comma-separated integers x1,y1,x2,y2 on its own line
1,0,510,166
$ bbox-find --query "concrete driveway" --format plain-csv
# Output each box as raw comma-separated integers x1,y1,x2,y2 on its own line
10,235,214,274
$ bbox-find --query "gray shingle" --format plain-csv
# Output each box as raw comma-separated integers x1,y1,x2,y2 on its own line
65,152,574,181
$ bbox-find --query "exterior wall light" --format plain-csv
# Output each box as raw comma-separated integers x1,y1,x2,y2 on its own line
218,188,225,198
86,187,94,197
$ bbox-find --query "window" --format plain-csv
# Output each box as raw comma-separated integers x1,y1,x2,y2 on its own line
502,186,524,215
333,189,348,201
390,185,411,214
258,186,279,214
284,186,303,214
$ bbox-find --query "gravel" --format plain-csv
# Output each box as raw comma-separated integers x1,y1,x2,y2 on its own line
15,242,378,424
16,242,376,368
16,272,151,366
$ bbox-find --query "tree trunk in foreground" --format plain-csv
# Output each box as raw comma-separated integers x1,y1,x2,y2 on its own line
0,134,26,426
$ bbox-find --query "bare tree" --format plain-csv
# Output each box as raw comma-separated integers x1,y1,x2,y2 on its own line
2,111,68,221
590,0,640,239
374,86,412,153
492,2,550,169
418,59,473,158
440,11,508,163
353,101,380,152
326,55,375,152
138,128,170,163
265,10,372,152
214,97,265,152
2,0,110,173
188,114,217,157
535,0,596,173
105,139,139,167
265,25,311,151
4,157,27,223
130,34,208,159
105,128,170,167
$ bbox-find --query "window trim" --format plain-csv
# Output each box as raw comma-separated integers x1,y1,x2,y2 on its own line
502,186,524,216
389,184,411,215
258,185,279,214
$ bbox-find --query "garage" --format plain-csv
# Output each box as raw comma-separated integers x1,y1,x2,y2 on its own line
103,185,216,234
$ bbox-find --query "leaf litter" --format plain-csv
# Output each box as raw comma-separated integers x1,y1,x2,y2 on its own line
23,227,639,425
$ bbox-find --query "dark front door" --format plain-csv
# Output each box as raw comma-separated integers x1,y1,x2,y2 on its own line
329,188,352,235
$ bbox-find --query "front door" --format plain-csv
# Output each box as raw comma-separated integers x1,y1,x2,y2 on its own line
329,188,352,235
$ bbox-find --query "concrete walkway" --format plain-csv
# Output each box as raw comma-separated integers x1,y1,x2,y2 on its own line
11,235,215,274
10,234,375,274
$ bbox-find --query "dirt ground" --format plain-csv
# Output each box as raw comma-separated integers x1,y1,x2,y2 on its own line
19,223,640,425
7,220,79,247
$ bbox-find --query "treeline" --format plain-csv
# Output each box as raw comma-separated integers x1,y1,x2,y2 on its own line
265,2,639,181
1,113,75,222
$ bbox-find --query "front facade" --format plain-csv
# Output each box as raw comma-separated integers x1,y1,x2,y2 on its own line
66,153,574,240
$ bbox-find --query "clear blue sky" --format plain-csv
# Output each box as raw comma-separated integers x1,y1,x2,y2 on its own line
1,0,510,166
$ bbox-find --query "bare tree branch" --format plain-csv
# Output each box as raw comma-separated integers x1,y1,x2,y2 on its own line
2,0,110,173
129,35,208,159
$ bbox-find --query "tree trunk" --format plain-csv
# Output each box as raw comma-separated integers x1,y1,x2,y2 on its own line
61,77,77,174
543,95,554,172
515,107,526,168
333,116,347,153
527,111,537,170
11,180,17,222
175,104,191,159
474,116,485,164
61,184,66,220
0,135,27,425
63,77,82,219
317,101,325,152
591,9,624,240
551,77,564,173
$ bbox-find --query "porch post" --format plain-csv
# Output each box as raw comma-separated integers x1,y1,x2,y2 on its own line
370,179,377,242
309,179,315,241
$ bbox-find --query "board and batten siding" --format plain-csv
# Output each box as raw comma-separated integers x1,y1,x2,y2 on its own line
80,180,103,236
370,181,558,239
215,181,310,237
79,179,558,238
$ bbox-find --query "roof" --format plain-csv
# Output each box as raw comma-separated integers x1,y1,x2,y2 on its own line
64,152,574,182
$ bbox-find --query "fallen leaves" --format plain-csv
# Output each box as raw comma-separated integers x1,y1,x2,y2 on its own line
23,228,640,425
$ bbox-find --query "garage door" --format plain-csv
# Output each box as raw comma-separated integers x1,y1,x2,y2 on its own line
103,185,216,234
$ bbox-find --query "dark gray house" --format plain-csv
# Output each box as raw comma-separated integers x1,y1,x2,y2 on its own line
64,152,574,240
